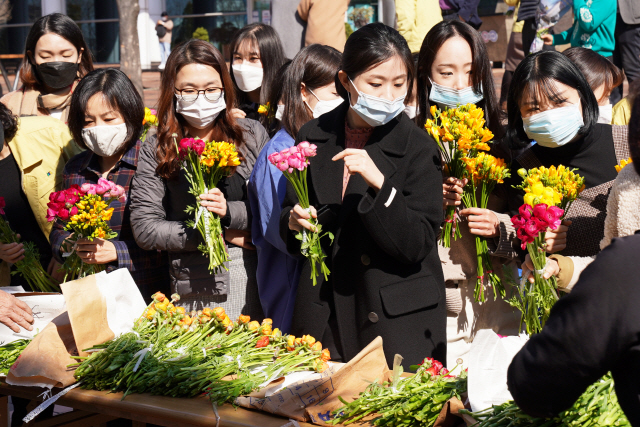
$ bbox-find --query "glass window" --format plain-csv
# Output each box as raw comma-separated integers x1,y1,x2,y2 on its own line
67,0,119,63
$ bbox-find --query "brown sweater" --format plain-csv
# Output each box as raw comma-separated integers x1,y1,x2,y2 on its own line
297,0,350,52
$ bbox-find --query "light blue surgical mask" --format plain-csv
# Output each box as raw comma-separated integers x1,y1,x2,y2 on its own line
348,77,406,127
522,103,584,148
428,79,484,109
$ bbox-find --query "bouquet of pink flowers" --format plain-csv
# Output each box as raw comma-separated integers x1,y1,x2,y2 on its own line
509,203,564,334
0,197,59,292
268,142,333,286
47,178,125,281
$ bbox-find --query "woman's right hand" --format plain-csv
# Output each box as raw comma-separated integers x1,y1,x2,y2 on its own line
442,177,467,210
0,234,24,264
545,220,571,253
231,108,246,119
288,204,318,233
541,34,553,45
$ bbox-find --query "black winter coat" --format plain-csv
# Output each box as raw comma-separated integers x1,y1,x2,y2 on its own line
279,103,446,369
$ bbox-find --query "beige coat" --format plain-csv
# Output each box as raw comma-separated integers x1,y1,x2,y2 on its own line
297,0,350,52
439,193,522,368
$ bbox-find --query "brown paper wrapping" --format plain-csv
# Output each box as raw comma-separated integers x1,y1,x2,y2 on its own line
235,336,391,425
61,274,114,357
6,312,78,389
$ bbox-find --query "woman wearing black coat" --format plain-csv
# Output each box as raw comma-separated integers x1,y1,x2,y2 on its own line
280,23,446,369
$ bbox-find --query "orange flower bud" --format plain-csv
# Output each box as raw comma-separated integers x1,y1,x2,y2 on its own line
302,335,316,346
182,315,192,326
202,308,213,317
221,315,232,328
287,335,296,348
176,307,186,315
261,324,273,336
262,318,273,326
321,348,331,362
200,315,211,324
238,314,250,324
294,337,302,347
152,292,166,302
272,328,282,338
248,321,260,332
155,301,169,313
311,342,322,352
145,308,156,320
213,307,226,321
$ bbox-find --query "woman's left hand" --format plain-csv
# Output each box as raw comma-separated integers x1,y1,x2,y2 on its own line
200,188,227,217
460,207,500,238
76,238,118,264
332,149,384,192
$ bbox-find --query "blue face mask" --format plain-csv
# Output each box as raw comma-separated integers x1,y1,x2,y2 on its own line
348,77,407,127
429,79,484,109
522,103,584,148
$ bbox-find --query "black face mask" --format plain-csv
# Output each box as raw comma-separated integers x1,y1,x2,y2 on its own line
35,61,78,90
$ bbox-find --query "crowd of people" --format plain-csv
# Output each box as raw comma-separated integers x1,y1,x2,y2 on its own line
1,6,640,423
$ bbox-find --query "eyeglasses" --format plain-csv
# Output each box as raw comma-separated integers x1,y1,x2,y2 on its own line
174,87,223,103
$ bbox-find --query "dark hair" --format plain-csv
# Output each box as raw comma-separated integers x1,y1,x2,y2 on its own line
563,47,624,102
280,44,342,138
630,91,640,175
20,13,94,90
506,50,599,149
416,20,504,140
161,11,168,17
68,69,144,153
336,23,414,102
0,102,18,142
155,39,244,179
264,60,292,135
229,23,286,107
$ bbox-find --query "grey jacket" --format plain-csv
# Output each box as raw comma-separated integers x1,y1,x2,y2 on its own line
619,0,640,25
129,118,269,297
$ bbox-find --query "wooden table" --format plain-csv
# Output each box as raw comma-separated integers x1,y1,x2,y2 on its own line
0,54,23,93
0,381,316,427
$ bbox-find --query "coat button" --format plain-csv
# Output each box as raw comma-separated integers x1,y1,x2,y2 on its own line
361,254,370,266
368,312,379,323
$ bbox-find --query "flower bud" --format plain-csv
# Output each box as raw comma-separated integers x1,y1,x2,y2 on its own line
248,321,260,332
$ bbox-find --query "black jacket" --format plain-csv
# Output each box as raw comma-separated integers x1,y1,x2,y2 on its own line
508,232,640,425
279,103,446,369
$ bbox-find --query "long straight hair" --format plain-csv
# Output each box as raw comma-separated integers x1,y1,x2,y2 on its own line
281,44,342,138
229,23,286,106
20,13,94,90
155,40,244,179
416,20,503,140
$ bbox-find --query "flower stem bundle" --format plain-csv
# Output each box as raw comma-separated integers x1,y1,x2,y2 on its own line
462,152,510,302
331,358,467,426
74,292,332,403
425,104,496,249
268,142,333,286
175,136,241,274
47,179,125,281
509,166,585,334
462,373,629,426
0,198,59,292
0,339,30,375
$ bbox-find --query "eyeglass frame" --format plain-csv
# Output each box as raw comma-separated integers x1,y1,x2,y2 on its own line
174,87,225,103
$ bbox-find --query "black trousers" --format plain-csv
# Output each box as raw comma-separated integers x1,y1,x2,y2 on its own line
612,15,640,104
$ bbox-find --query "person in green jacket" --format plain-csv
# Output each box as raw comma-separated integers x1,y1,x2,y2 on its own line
541,0,617,57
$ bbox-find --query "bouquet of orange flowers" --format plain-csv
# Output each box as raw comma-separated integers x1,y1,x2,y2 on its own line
47,179,124,281
174,135,241,273
425,104,495,247
141,107,158,142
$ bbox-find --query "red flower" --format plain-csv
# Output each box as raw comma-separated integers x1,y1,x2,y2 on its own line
511,214,526,229
0,196,5,215
532,204,549,220
58,208,70,221
518,204,533,220
193,139,206,156
524,219,541,237
255,336,270,348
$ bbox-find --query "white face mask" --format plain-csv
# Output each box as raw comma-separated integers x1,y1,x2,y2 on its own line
404,105,417,119
348,77,406,127
176,93,226,129
275,104,285,121
598,103,613,124
306,88,344,119
81,123,128,157
232,63,263,93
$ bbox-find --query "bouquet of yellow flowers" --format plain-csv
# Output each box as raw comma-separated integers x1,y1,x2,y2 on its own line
424,104,495,248
615,157,633,173
509,165,585,334
141,107,158,142
47,180,124,281
462,152,510,301
174,135,241,273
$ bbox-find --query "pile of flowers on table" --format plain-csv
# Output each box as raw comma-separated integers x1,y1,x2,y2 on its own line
72,291,331,404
